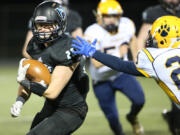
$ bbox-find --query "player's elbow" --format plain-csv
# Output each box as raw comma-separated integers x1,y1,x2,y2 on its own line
43,91,59,100
45,93,58,100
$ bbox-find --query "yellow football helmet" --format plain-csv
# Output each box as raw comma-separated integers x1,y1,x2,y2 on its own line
96,0,123,24
148,16,180,48
97,0,123,16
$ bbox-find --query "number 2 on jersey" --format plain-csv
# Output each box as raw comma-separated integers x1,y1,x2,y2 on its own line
165,56,180,89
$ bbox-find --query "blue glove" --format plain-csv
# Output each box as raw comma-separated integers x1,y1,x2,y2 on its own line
72,36,97,57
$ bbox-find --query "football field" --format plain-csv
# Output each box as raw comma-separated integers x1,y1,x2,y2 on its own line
0,65,171,135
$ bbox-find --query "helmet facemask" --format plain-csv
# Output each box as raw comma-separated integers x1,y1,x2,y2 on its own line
32,2,67,43
146,30,158,48
33,22,62,43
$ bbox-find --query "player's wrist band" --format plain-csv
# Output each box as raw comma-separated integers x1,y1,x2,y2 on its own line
16,96,25,104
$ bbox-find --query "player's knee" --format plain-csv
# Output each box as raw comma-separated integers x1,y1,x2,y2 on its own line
135,99,145,107
138,97,145,105
133,94,145,105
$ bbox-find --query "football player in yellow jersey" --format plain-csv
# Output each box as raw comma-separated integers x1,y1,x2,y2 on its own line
72,15,180,135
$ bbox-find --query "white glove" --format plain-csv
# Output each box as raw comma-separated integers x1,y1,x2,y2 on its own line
17,58,30,83
10,101,23,117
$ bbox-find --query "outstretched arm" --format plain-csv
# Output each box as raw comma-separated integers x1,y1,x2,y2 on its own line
72,36,144,76
93,51,143,76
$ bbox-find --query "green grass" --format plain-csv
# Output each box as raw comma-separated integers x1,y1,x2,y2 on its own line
0,66,172,135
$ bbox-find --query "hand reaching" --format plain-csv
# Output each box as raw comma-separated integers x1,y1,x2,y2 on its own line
72,36,97,57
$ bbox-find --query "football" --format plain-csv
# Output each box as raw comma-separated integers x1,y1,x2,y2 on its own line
23,59,51,85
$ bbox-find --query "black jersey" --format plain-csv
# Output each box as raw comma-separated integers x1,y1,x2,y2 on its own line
27,33,89,108
142,5,180,24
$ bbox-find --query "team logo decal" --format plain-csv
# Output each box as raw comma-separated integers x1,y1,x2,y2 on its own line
158,24,170,37
56,7,66,21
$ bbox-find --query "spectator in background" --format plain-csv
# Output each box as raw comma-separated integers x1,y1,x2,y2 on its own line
137,0,180,135
22,0,83,59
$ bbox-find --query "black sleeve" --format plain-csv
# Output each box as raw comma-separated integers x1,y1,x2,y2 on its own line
93,51,144,76
66,10,82,33
50,36,81,66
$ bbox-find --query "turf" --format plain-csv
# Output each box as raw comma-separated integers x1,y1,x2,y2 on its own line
0,66,171,135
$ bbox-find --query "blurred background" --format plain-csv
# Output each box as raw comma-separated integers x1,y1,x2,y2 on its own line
0,0,172,135
0,0,158,60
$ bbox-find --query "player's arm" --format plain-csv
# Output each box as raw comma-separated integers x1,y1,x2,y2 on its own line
19,62,79,100
43,62,79,99
89,38,129,69
11,62,31,118
22,30,33,59
137,7,153,51
90,43,128,68
129,36,139,61
119,43,128,58
72,36,144,76
93,51,143,76
90,41,129,68
137,23,152,50
85,35,104,68
17,85,31,101
91,58,104,68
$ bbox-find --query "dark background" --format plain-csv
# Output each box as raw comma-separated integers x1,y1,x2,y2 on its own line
0,0,158,60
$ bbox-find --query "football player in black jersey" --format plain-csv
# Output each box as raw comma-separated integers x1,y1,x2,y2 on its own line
22,0,83,59
10,2,89,135
137,0,180,135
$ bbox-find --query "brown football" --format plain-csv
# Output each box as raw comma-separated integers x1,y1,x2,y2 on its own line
23,59,51,85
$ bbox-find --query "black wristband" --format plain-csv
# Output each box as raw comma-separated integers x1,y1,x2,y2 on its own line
16,96,25,104
29,82,47,96
20,80,46,97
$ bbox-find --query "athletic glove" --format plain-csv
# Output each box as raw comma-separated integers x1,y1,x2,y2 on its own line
17,58,30,83
72,36,97,57
10,97,25,118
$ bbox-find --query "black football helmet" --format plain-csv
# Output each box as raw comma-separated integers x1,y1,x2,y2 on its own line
46,0,69,6
159,0,180,14
32,1,67,43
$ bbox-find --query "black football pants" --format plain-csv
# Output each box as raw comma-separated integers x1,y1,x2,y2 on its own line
26,100,85,135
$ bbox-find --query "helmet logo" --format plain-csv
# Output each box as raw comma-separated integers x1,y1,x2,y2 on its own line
56,7,66,20
158,24,170,37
